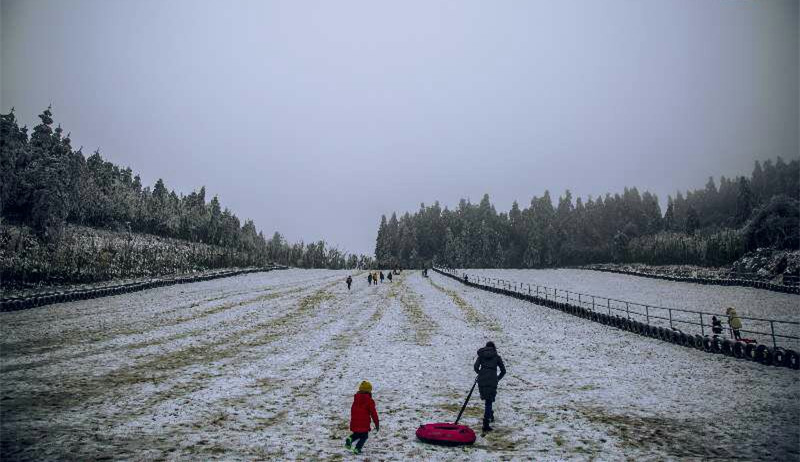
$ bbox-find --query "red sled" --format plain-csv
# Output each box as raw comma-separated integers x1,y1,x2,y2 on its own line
416,423,476,446
415,377,479,446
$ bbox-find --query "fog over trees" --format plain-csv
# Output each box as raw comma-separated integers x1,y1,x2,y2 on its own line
375,159,799,269
1,108,373,270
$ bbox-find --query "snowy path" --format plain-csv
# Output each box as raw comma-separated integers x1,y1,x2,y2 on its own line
1,269,798,461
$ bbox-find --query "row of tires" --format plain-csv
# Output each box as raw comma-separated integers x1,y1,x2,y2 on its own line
433,268,799,370
585,267,799,295
0,266,288,312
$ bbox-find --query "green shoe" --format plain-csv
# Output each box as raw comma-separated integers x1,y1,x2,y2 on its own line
345,437,352,449
351,447,361,455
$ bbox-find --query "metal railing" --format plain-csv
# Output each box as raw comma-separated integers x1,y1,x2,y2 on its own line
580,265,800,294
436,267,800,350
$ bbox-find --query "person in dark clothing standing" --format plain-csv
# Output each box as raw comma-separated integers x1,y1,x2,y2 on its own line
711,316,722,335
379,271,385,283
346,275,352,290
387,272,393,282
367,273,373,285
474,341,506,432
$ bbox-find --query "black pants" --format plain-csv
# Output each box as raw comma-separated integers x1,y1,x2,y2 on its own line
483,398,494,427
349,432,368,450
347,282,351,290
732,329,741,340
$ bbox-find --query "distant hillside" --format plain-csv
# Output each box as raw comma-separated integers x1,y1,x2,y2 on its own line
0,108,373,283
375,158,799,268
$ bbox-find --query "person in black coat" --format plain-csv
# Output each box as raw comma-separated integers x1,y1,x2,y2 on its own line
474,341,506,431
711,316,723,335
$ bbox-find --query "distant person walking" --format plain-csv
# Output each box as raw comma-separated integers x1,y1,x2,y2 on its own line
474,341,506,432
726,307,743,340
346,275,352,291
387,272,393,282
367,273,373,285
379,271,385,283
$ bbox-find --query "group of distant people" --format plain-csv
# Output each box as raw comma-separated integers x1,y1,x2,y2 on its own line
344,268,421,290
711,307,743,340
344,270,400,290
366,271,390,285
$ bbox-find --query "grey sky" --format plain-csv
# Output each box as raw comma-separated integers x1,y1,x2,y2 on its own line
2,0,798,255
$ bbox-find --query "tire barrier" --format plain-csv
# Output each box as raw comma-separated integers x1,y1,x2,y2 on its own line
0,266,289,313
432,267,798,371
579,266,799,295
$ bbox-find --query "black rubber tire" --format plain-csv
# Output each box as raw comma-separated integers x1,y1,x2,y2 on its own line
755,345,771,364
786,350,800,370
732,341,745,359
679,332,690,347
711,336,723,353
702,336,713,352
721,339,734,356
772,348,786,367
693,335,704,350
651,325,661,338
744,343,757,360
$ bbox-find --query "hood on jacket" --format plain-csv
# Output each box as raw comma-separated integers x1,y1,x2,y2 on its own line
477,346,497,359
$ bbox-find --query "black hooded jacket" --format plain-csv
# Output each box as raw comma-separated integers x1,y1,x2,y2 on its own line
474,346,506,389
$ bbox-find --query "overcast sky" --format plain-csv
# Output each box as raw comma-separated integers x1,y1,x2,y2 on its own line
2,0,798,255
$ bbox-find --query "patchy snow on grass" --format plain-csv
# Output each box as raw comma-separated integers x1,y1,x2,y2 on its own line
2,269,798,460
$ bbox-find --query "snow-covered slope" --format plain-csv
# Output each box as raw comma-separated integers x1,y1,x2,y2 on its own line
1,270,797,460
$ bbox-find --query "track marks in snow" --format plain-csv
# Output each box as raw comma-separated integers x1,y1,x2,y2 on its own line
390,272,438,345
427,276,502,333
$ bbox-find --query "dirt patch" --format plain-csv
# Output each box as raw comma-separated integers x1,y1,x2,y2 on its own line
574,405,733,460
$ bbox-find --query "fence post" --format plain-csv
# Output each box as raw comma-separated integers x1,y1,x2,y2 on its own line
566,291,570,304
607,298,611,316
625,302,630,319
645,305,650,325
668,309,673,329
592,296,595,312
555,288,558,302
700,313,704,336
770,321,777,348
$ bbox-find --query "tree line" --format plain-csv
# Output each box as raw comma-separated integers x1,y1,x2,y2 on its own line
375,158,799,268
0,108,372,270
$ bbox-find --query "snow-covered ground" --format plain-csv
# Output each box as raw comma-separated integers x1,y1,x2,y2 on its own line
2,269,798,460
460,268,800,349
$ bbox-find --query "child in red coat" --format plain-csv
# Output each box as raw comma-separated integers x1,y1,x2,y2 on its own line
346,380,380,454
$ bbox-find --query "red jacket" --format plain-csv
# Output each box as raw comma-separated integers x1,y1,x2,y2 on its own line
350,392,379,432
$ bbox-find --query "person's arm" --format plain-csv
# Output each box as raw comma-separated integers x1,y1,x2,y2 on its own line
497,356,506,382
474,356,481,374
369,398,379,431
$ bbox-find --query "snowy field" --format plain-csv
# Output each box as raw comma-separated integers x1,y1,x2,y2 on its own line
462,268,800,349
1,269,798,461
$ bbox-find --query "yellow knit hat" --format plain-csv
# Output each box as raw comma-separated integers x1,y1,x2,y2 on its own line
358,380,372,393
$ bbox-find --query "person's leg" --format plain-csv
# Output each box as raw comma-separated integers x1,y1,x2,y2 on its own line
483,398,493,430
355,432,369,451
734,329,741,340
